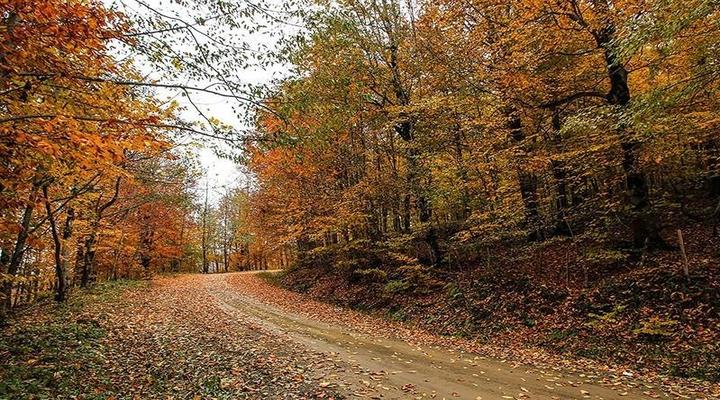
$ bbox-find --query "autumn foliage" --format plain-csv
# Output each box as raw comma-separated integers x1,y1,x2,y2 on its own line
232,0,720,382
0,0,719,392
240,0,720,272
0,0,199,311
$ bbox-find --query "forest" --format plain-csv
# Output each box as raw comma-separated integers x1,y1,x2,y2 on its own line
1,0,719,399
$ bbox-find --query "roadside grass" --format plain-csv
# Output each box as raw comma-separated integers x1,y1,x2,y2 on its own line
256,270,286,286
0,280,146,399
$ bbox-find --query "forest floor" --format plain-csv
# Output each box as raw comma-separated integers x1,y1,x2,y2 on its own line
2,272,717,399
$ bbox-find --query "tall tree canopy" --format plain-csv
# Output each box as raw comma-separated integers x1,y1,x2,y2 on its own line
234,0,720,274
0,0,203,310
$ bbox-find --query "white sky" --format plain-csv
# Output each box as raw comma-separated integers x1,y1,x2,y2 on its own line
180,68,286,198
108,0,301,202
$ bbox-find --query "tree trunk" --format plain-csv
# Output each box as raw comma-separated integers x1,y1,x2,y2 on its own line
595,22,665,248
43,185,72,302
453,124,471,220
550,110,571,236
3,184,40,311
402,195,411,232
223,243,228,273
201,181,209,274
396,120,441,263
177,219,185,272
80,233,96,288
73,244,84,286
80,177,121,287
111,231,125,279
507,109,544,241
140,223,153,279
518,171,544,241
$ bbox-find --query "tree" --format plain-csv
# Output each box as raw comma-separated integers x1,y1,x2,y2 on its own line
1,0,202,310
235,0,720,277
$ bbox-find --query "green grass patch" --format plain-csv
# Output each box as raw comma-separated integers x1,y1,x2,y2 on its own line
384,279,410,294
56,279,147,314
547,328,578,341
388,307,407,322
256,270,287,286
0,319,106,398
0,279,145,399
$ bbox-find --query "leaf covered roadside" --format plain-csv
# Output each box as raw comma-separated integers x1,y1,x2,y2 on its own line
238,271,720,399
0,278,342,400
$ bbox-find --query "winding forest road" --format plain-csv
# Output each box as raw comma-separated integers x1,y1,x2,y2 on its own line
8,271,708,399
201,272,666,399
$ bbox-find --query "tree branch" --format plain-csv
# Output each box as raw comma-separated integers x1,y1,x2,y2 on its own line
0,114,260,143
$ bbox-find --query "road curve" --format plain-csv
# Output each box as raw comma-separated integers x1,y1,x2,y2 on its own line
202,272,662,400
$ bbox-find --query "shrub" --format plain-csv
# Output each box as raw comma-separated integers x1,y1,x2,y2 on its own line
633,317,678,338
444,283,463,301
350,268,388,284
384,279,411,294
586,304,626,331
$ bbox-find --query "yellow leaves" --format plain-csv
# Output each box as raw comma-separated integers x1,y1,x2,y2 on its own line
208,116,222,127
170,57,184,71
0,273,40,284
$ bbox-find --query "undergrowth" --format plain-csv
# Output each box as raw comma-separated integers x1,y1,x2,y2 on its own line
0,280,145,399
277,228,720,383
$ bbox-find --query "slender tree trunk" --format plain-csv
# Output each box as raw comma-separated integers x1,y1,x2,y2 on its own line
73,244,84,286
3,184,40,311
140,222,153,279
111,230,125,280
59,209,74,299
80,177,121,287
402,195,411,232
43,185,72,302
507,108,544,241
177,218,185,272
453,126,471,220
201,180,209,274
550,110,571,236
80,232,96,288
223,240,228,272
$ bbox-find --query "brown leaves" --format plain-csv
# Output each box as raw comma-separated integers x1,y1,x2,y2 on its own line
228,271,720,399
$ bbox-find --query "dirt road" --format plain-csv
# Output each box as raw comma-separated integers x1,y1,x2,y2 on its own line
205,272,668,400
6,272,707,399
